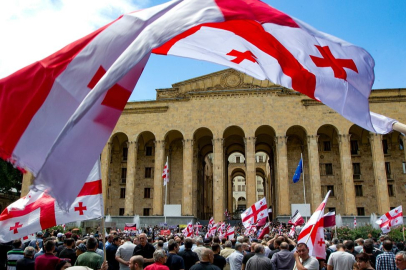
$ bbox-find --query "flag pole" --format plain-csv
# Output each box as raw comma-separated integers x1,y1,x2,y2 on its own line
164,156,168,224
301,153,308,222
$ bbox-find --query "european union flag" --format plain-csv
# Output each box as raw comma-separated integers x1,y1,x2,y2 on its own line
293,158,302,183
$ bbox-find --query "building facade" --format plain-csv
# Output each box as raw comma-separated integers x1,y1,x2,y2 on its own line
21,69,406,222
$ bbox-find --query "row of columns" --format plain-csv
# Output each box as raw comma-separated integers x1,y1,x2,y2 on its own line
275,133,391,216
100,133,393,219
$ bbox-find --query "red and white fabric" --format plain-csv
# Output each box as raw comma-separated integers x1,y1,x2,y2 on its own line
244,224,256,236
354,217,357,228
225,226,235,240
289,225,296,238
182,222,194,237
376,206,403,233
323,212,336,228
258,222,270,239
297,191,331,260
162,159,169,186
0,160,103,243
241,197,268,228
208,223,218,236
0,0,397,209
208,217,214,229
289,210,305,226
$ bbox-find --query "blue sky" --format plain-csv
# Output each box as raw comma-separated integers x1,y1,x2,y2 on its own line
0,0,404,102
131,1,406,101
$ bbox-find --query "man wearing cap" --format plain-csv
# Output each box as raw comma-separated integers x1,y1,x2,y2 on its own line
56,233,66,256
29,232,44,250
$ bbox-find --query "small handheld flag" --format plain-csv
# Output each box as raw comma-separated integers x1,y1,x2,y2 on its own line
293,158,303,183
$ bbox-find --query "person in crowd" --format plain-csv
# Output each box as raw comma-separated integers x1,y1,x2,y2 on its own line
75,243,87,258
29,232,43,250
344,240,358,257
144,250,169,270
75,237,103,270
59,238,77,266
116,236,136,270
356,253,374,270
245,244,272,270
133,234,156,268
376,240,396,270
178,238,199,270
15,246,35,270
293,243,319,270
129,255,144,270
106,235,114,248
190,249,220,270
363,239,382,269
219,241,234,260
355,238,364,253
241,243,256,270
106,236,120,270
6,239,24,270
395,251,406,270
35,240,60,270
226,243,244,270
327,244,356,270
212,244,226,270
55,259,72,270
270,241,295,270
166,241,184,270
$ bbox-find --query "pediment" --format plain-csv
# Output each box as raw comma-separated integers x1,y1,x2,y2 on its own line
156,68,281,100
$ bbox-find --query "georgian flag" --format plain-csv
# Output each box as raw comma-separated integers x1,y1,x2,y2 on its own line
0,161,103,243
208,217,215,229
376,206,403,233
225,226,235,240
354,217,357,228
0,0,397,209
182,222,194,237
162,159,169,186
241,197,268,228
288,210,305,226
297,191,331,260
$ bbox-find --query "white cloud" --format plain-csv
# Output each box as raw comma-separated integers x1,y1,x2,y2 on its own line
0,0,149,78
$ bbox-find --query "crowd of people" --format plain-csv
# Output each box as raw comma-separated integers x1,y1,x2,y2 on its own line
1,226,406,270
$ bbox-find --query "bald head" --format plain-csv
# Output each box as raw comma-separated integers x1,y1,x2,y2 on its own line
129,255,144,270
201,248,214,263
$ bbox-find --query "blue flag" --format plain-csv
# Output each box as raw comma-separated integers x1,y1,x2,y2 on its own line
293,158,303,183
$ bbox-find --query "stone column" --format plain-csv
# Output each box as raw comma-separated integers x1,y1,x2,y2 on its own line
307,135,322,211
212,138,224,221
369,133,390,214
153,140,165,216
182,139,194,216
101,142,112,214
275,136,289,216
192,143,198,217
124,141,137,216
228,173,233,213
245,137,257,206
21,172,35,197
402,135,406,162
338,134,357,215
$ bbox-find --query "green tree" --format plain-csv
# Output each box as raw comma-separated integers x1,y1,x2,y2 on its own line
0,159,22,196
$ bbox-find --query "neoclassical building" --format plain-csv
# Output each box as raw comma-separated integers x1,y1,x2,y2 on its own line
21,68,406,222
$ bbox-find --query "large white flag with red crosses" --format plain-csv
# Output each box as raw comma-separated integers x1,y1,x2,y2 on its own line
376,205,403,233
297,191,331,260
0,161,103,243
0,0,397,210
241,197,267,228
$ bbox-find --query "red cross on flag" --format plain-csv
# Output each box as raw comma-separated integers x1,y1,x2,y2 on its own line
297,191,331,260
162,158,169,186
376,205,403,233
225,226,235,240
241,197,268,228
182,222,194,238
0,161,103,243
0,0,398,210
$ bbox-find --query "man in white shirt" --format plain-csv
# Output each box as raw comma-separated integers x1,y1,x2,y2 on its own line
327,244,356,270
116,236,136,270
226,243,244,270
294,243,319,270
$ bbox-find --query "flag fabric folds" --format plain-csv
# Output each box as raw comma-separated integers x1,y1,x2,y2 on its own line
323,211,336,228
182,222,194,237
376,205,403,233
0,161,103,243
241,197,268,228
124,223,137,231
354,217,357,228
162,159,169,186
297,191,331,259
292,158,303,183
289,210,305,226
0,0,397,208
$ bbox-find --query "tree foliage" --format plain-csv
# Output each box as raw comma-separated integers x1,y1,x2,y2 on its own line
332,225,405,242
0,159,22,195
